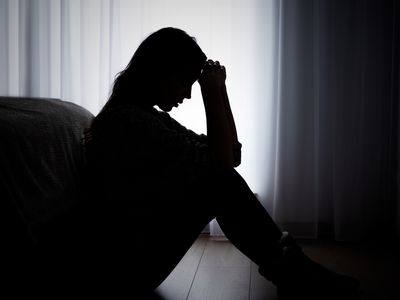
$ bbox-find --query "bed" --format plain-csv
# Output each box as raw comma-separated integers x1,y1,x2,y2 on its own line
0,96,94,294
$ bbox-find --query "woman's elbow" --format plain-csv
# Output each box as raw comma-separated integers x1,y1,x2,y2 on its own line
233,159,241,168
210,154,235,171
219,153,241,170
233,148,241,168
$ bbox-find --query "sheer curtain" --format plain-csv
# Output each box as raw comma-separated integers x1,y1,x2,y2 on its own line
0,0,130,114
266,0,400,241
0,0,399,241
0,0,277,236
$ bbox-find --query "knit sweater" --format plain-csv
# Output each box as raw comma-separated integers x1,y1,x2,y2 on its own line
86,104,241,213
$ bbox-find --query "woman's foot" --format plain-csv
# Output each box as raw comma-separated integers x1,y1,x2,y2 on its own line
259,232,360,300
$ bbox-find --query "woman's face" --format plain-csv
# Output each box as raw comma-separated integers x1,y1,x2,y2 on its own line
156,74,197,112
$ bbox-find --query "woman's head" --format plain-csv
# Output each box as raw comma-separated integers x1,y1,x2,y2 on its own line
107,27,207,112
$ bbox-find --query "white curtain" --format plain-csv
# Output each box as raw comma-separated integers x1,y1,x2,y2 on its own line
1,0,398,241
266,0,400,241
0,0,126,114
0,0,277,236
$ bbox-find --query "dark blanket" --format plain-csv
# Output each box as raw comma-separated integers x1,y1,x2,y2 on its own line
0,97,163,297
0,96,93,249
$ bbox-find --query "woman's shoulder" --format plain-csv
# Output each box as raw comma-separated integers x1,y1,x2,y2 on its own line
92,105,177,144
95,104,160,127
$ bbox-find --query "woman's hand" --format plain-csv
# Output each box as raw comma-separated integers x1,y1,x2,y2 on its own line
199,59,240,170
198,59,226,90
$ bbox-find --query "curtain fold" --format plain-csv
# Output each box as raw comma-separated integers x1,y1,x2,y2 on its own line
0,0,123,114
265,0,400,241
0,0,398,241
0,0,277,236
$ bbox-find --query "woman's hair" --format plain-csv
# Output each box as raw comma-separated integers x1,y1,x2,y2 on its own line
102,27,207,112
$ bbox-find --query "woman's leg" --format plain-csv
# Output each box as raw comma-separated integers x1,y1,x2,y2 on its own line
122,188,217,293
115,168,278,293
134,204,215,292
210,169,360,299
129,169,283,292
206,170,303,284
111,168,359,298
130,168,283,291
211,169,284,267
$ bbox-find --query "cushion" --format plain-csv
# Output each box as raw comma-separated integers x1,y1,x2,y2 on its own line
0,96,94,240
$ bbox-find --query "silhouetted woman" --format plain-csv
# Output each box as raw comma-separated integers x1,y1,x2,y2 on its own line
85,27,360,299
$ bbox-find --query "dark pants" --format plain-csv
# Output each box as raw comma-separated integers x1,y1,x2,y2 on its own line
12,169,282,297
128,169,283,293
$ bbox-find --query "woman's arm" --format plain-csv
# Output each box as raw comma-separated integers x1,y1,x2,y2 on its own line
199,60,241,170
220,73,241,167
